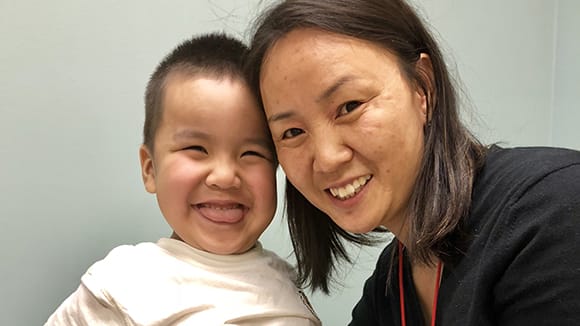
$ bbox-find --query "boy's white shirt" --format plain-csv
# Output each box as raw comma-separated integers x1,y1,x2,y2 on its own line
45,238,320,326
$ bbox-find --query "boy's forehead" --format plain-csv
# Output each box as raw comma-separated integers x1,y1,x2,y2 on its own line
161,72,253,112
161,72,247,112
158,75,270,144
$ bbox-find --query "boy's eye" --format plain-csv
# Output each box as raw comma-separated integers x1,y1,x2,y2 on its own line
282,128,304,139
184,145,207,153
242,150,265,158
242,150,274,163
338,101,362,116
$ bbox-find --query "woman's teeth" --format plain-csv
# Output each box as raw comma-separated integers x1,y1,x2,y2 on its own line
329,175,371,200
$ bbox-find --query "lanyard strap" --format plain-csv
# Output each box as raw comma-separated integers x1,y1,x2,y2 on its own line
398,242,443,326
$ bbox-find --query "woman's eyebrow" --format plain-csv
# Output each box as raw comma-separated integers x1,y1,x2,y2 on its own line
268,75,358,123
268,111,294,123
316,75,356,103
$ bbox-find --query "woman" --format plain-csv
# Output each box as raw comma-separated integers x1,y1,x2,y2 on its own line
246,0,580,325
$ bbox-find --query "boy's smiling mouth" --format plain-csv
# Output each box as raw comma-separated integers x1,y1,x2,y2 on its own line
194,202,247,224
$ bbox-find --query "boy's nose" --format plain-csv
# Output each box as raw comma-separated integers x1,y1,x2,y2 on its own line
205,160,241,190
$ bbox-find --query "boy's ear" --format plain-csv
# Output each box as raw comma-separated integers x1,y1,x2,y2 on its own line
415,53,435,122
139,144,157,194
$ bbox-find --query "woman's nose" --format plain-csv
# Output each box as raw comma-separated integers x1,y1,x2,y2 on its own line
312,129,353,173
205,158,241,190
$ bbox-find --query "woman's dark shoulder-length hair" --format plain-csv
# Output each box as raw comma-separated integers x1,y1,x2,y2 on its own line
245,0,487,293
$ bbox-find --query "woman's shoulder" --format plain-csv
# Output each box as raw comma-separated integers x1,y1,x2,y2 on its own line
473,145,580,200
468,145,580,232
483,145,580,177
445,146,580,323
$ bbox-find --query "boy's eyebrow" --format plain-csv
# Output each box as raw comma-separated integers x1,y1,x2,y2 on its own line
174,129,271,150
173,129,210,141
244,136,272,150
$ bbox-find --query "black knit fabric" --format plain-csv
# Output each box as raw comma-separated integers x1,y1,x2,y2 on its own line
349,146,580,325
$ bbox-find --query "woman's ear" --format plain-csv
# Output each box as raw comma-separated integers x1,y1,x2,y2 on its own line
415,53,435,121
139,144,157,194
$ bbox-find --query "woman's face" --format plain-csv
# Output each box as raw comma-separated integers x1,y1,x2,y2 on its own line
260,28,428,234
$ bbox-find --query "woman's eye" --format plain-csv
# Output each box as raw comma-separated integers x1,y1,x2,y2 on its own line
184,145,207,153
338,101,362,116
282,128,304,139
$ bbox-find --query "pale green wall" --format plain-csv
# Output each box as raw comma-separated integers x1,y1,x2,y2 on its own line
552,0,580,149
0,1,577,325
418,0,557,146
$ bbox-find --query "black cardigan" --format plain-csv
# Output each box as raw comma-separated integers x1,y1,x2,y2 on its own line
349,146,580,325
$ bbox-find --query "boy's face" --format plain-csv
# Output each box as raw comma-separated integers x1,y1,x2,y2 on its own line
139,75,277,255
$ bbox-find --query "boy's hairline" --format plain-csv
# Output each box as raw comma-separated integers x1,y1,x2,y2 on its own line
143,32,251,152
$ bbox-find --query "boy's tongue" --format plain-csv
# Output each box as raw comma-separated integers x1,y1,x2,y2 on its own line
198,204,244,223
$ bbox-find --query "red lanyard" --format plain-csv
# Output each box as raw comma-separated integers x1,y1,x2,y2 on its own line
398,242,443,326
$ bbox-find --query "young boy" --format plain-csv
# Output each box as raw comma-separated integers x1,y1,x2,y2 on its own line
45,33,320,325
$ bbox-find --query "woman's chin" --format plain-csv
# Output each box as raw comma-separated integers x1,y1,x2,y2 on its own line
336,219,380,235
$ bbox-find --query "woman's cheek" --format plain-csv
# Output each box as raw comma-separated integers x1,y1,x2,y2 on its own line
282,151,307,179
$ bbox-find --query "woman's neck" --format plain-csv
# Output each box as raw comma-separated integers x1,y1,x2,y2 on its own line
410,259,442,325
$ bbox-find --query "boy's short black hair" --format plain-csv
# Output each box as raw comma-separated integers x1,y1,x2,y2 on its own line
143,33,248,151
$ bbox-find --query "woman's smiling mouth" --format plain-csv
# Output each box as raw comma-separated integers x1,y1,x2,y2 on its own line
328,175,372,200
